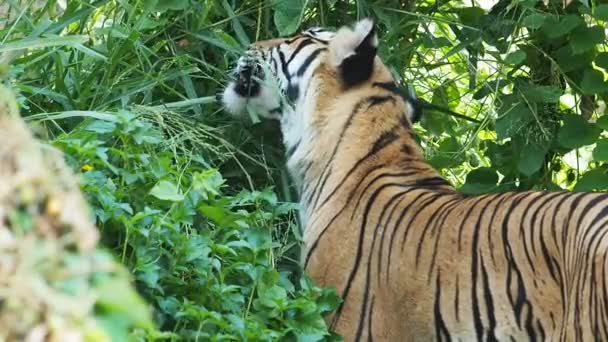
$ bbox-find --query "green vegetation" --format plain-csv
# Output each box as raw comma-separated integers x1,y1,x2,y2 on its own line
3,0,608,340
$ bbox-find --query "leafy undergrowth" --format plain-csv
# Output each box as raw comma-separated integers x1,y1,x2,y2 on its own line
52,110,341,340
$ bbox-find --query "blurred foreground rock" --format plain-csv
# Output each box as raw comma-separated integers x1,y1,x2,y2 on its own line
0,85,153,341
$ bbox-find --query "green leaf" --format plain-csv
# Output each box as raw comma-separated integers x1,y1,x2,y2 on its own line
574,168,608,191
518,84,562,103
554,45,593,72
594,139,608,161
541,15,583,38
85,120,116,134
154,0,189,11
580,68,608,95
428,138,463,169
458,7,486,26
518,144,547,176
458,167,498,194
558,114,601,149
495,96,534,140
504,50,526,65
95,277,154,329
594,4,608,21
522,13,546,29
597,115,608,130
570,26,605,55
273,0,310,36
316,288,342,314
149,180,184,202
595,53,608,70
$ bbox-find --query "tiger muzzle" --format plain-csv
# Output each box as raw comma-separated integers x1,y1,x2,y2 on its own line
233,52,265,98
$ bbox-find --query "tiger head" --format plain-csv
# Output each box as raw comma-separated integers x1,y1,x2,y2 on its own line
221,19,419,174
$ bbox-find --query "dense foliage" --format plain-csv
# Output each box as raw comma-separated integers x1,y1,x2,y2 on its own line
3,0,608,340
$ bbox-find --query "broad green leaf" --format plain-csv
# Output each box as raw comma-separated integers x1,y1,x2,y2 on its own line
558,114,601,149
495,96,534,140
580,68,608,95
458,7,486,26
597,115,608,130
595,52,608,70
541,15,583,38
518,84,562,103
458,167,498,194
554,45,593,73
431,82,459,109
594,139,608,161
518,144,547,176
570,26,605,55
149,180,184,202
522,13,546,29
85,120,116,133
428,138,463,169
594,4,608,21
504,50,526,65
574,168,608,191
95,277,154,329
154,0,189,11
273,0,310,36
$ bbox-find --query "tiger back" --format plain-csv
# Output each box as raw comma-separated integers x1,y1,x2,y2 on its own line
222,19,608,341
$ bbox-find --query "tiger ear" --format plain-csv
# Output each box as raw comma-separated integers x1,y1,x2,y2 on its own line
329,19,378,88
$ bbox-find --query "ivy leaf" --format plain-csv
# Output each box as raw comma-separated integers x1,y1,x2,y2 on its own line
504,50,526,65
149,180,184,202
518,144,547,176
593,139,608,161
522,13,546,29
595,52,608,70
580,68,608,95
458,167,498,194
594,4,608,21
574,168,608,192
558,114,601,149
570,26,605,55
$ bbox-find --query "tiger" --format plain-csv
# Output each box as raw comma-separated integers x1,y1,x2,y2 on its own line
221,19,608,341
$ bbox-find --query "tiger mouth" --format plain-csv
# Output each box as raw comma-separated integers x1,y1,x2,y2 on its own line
233,54,264,98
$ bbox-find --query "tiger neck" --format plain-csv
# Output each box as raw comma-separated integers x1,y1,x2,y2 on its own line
282,97,451,221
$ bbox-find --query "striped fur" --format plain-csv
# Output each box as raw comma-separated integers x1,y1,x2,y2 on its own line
222,20,608,341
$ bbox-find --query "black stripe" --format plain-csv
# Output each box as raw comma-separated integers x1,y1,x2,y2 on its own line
315,124,401,210
286,38,314,65
331,181,409,328
367,296,375,341
366,95,395,109
296,47,326,76
372,81,401,95
308,96,373,210
356,188,413,340
385,191,437,283
286,139,301,158
277,49,291,82
480,254,498,340
303,164,386,268
434,271,452,341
